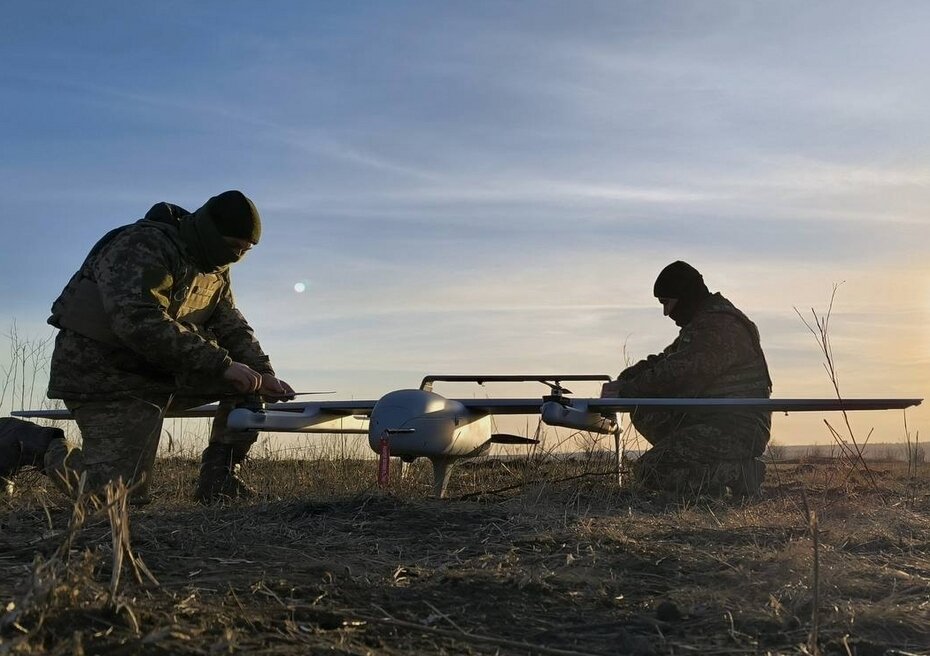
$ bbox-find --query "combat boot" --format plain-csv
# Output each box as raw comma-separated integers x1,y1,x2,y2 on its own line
729,458,766,498
0,418,64,483
698,459,766,499
194,443,255,504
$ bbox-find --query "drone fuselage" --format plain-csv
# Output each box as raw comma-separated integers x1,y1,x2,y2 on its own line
364,390,621,496
368,389,492,458
367,389,495,496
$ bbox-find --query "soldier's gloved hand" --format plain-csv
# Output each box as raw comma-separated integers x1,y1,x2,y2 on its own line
259,374,296,401
601,380,622,398
223,361,263,393
618,360,647,382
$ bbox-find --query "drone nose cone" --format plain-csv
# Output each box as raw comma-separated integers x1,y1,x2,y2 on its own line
367,388,489,458
369,389,442,453
370,389,442,436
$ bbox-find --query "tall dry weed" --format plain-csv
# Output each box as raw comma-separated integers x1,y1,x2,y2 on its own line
795,285,892,498
1,477,158,652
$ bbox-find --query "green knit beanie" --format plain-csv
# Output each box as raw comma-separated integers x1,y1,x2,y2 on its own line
203,190,262,244
180,191,262,271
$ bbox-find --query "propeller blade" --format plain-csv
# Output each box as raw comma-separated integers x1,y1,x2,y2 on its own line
172,391,336,400
490,433,540,445
262,391,336,399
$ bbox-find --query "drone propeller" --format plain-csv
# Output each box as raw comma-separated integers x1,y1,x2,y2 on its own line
264,391,336,398
186,391,337,401
541,381,572,396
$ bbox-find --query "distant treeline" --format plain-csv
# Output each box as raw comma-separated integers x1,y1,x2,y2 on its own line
765,441,925,463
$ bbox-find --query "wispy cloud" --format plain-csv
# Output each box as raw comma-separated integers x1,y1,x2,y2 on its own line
1,2,928,439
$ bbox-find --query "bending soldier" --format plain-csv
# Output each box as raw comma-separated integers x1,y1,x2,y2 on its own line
602,261,772,496
0,190,294,504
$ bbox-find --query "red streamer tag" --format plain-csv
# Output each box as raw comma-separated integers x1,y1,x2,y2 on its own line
378,433,390,488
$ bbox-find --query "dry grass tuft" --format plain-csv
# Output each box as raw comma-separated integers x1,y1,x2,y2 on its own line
2,456,928,655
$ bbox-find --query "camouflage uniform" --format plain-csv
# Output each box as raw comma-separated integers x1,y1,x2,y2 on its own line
44,202,272,502
616,293,772,495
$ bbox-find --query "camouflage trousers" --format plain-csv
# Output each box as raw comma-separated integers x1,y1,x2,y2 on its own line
629,409,770,495
45,395,259,504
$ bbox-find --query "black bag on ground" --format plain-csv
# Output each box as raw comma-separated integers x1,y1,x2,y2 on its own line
0,417,64,479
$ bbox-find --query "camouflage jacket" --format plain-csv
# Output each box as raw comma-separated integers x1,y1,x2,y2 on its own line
47,202,274,401
616,293,772,399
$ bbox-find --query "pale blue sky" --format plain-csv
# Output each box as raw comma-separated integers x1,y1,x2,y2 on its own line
2,2,927,444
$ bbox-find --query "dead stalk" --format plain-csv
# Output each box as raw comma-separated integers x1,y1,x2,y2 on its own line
795,285,881,496
800,490,822,656
105,479,158,602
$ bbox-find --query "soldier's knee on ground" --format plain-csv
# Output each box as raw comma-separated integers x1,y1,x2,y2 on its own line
43,437,84,496
631,457,722,495
65,398,164,503
630,446,709,493
631,445,765,497
691,459,765,497
721,459,766,497
78,447,156,504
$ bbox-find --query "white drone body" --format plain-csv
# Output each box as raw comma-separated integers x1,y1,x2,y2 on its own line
14,373,921,498
220,376,627,496
210,374,922,497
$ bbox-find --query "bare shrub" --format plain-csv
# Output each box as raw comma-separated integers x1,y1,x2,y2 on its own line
0,322,54,418
795,286,885,496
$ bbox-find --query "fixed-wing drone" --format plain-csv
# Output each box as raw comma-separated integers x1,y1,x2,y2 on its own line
14,374,921,497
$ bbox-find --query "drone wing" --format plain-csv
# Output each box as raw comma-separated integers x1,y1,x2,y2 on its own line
12,400,378,435
226,400,375,434
455,396,921,435
584,397,921,413
13,396,920,436
12,404,248,420
455,397,921,414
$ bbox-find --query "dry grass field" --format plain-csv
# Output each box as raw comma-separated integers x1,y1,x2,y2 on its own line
1,451,928,656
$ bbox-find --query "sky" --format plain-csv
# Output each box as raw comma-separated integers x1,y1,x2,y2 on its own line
1,1,927,447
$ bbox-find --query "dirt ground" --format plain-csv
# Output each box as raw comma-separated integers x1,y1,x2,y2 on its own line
2,455,929,655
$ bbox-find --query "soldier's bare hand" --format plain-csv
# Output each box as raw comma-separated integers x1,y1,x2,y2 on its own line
259,374,296,401
223,362,263,393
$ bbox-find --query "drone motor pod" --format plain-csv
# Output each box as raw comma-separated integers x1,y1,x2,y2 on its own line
541,399,617,434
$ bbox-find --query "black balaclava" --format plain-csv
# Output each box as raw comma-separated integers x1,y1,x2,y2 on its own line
180,190,261,271
653,260,711,327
